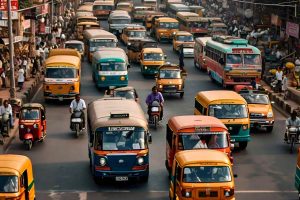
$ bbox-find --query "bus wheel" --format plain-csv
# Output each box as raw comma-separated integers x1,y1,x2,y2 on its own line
239,142,248,150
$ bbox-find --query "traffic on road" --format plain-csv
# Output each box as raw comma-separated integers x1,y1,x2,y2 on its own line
0,0,300,199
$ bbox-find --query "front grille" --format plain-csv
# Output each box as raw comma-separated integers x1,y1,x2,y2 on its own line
198,191,218,197
163,85,176,90
250,113,266,119
226,124,241,136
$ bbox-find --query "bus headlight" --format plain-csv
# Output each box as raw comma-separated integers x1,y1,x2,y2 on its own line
33,124,38,128
267,111,273,118
137,157,144,165
242,124,248,130
144,66,148,69
178,84,182,89
99,157,106,166
101,76,106,81
120,76,125,81
181,189,192,197
20,125,24,129
158,84,163,89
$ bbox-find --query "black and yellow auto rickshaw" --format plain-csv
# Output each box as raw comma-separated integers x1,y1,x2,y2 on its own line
0,154,35,199
127,38,157,63
19,103,46,150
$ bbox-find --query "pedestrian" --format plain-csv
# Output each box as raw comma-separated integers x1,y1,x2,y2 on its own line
17,66,25,91
250,78,257,90
275,67,283,93
31,57,39,77
1,70,5,88
295,57,300,73
21,55,28,80
0,100,14,129
282,73,288,99
179,44,184,70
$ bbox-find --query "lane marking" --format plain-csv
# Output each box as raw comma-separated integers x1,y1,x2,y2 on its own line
236,190,297,193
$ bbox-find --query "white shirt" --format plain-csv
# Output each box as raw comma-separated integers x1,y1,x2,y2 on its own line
70,99,86,111
22,59,28,67
18,68,25,82
193,141,208,149
276,70,283,81
0,104,12,115
282,76,288,91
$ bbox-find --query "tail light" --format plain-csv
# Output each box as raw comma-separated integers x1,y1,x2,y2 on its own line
181,188,192,198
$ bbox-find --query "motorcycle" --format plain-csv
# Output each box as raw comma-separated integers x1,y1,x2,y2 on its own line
0,112,10,137
70,111,84,137
285,126,300,153
149,101,161,129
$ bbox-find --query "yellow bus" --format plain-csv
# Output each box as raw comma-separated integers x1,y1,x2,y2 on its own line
194,90,250,150
44,49,81,101
176,12,210,36
93,0,115,19
76,21,101,40
152,17,179,42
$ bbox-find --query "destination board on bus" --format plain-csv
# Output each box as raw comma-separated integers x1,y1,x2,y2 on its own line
232,48,253,54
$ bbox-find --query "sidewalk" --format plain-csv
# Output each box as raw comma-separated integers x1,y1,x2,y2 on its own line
261,80,300,117
0,73,43,153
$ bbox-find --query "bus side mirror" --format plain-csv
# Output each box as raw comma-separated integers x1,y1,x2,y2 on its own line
128,64,131,69
271,101,275,104
219,58,225,65
234,174,238,178
164,55,167,59
148,133,152,144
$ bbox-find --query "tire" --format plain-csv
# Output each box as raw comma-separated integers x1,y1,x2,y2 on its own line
266,126,273,133
25,140,32,150
75,124,80,138
140,173,149,182
154,115,158,129
239,141,248,150
180,92,184,98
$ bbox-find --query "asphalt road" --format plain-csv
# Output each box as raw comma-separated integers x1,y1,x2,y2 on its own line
5,20,299,200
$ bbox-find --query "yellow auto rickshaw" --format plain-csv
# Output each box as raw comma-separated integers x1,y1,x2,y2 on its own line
0,154,35,199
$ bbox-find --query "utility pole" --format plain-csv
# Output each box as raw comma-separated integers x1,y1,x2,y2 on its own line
7,0,16,98
50,0,54,30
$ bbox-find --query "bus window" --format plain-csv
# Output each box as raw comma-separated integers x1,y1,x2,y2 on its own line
244,54,261,65
226,54,242,64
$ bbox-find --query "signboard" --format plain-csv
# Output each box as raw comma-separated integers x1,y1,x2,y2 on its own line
0,0,18,11
108,127,135,131
232,48,253,54
110,113,130,118
0,19,7,26
0,11,18,20
23,19,31,30
36,3,49,15
286,22,299,39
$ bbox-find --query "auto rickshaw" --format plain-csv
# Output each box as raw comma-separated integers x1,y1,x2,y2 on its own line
156,63,186,98
0,154,35,199
19,103,46,150
127,38,158,63
105,86,139,102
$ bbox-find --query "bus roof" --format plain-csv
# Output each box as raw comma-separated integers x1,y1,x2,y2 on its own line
78,5,93,12
83,29,117,41
124,24,146,30
0,154,32,173
207,35,260,54
175,31,192,36
76,11,94,18
45,55,81,67
175,150,231,166
93,48,127,61
77,16,97,20
210,23,227,28
77,21,100,26
196,90,247,104
65,40,84,45
88,98,148,131
48,49,81,58
195,37,211,45
143,47,163,53
168,115,227,131
109,11,131,18
170,3,191,11
176,11,198,17
93,0,114,5
156,17,178,23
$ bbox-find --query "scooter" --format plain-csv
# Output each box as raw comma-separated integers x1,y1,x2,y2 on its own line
70,111,84,138
0,113,10,137
285,126,300,153
149,101,161,129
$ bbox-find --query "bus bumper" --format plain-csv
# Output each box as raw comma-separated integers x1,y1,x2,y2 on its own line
94,168,149,180
44,92,78,100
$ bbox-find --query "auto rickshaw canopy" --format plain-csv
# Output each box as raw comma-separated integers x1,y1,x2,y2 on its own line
0,154,33,175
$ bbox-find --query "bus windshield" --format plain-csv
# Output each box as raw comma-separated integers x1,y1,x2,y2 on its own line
226,54,242,64
176,35,194,42
159,22,179,29
90,40,117,48
159,70,181,79
98,62,126,71
65,43,83,51
111,19,131,24
144,53,163,60
179,133,228,150
95,130,147,150
183,166,232,183
244,54,261,65
209,104,248,119
188,21,207,28
93,5,113,10
0,175,18,193
46,68,77,78
128,31,146,37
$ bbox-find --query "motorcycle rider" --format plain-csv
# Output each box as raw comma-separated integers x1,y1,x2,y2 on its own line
0,100,14,129
285,111,300,141
145,86,164,120
69,94,86,129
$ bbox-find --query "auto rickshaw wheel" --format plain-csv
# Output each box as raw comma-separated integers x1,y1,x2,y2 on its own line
239,142,248,150
266,126,273,133
25,140,33,150
140,174,149,182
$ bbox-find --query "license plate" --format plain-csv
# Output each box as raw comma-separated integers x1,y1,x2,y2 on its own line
115,176,128,181
165,90,176,93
